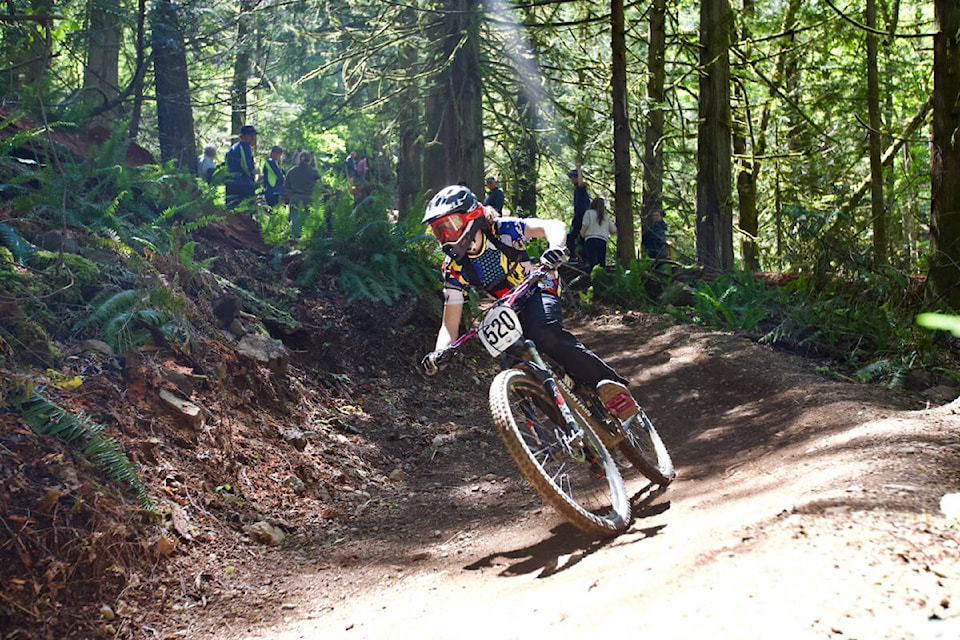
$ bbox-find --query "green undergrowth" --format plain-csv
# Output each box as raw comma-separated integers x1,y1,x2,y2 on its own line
582,261,958,389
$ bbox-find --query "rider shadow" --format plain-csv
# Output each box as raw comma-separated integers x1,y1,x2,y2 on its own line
631,482,671,520
463,524,613,579
463,485,670,580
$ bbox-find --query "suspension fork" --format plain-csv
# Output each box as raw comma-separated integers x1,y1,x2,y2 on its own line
508,340,586,456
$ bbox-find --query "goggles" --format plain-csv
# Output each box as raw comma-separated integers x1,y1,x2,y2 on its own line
429,207,483,244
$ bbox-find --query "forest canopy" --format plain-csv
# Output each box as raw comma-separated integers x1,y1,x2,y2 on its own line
0,0,958,309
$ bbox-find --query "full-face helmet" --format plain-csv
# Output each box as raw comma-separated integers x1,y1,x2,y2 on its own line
422,185,486,261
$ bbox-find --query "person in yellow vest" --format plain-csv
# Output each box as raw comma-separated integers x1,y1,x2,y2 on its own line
262,145,285,207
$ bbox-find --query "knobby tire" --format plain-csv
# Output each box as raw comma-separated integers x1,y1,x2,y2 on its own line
617,407,675,486
489,369,631,537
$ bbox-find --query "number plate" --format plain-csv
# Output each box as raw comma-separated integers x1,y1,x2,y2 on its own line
478,305,523,356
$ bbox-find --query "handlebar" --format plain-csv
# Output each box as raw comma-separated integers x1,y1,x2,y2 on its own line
427,266,551,370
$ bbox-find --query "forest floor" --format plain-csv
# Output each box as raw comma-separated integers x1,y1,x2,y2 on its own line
156,310,960,640
2,235,960,640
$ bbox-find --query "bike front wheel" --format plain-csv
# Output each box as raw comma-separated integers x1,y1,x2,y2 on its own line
618,407,675,486
489,369,631,536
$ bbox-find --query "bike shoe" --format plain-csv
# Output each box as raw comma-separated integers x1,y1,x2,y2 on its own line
596,380,640,422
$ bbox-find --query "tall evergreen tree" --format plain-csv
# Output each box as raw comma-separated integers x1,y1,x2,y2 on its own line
423,0,484,192
152,0,196,169
931,0,960,309
641,0,666,224
610,0,634,264
697,0,734,270
83,0,121,129
866,0,887,265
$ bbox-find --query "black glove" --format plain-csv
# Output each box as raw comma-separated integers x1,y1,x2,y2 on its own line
421,351,442,376
540,247,568,271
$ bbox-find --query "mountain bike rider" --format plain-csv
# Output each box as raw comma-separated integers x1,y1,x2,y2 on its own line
419,184,641,423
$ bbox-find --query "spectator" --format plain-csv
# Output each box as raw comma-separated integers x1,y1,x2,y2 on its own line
483,176,505,214
579,197,616,272
345,151,357,185
225,125,258,209
285,151,321,242
642,210,669,259
262,145,285,207
565,163,590,263
197,144,217,183
355,156,368,187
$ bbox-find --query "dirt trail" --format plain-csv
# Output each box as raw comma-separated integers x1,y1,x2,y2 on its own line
168,313,960,640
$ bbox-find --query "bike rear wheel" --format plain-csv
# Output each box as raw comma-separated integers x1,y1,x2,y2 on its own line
618,407,675,485
489,369,631,536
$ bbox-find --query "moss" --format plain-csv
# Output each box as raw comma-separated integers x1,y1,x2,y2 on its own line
28,250,102,285
0,315,57,366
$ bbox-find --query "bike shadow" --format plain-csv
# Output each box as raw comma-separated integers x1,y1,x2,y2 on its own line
462,484,670,579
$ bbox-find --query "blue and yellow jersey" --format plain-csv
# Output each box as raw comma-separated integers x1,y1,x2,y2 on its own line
441,218,560,305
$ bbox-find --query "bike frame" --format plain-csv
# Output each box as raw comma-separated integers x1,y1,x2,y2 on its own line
440,269,587,452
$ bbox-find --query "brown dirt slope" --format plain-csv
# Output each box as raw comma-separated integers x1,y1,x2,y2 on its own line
211,315,960,640
1,237,959,640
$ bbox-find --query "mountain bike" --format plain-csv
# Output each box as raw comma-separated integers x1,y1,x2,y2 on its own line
429,268,674,537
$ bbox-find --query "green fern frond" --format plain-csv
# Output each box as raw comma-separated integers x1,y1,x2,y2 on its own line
136,308,167,326
181,213,224,234
78,289,143,329
11,387,153,508
0,222,35,262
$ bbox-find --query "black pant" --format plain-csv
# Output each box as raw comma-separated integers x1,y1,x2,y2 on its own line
519,290,627,388
225,181,257,209
583,237,607,271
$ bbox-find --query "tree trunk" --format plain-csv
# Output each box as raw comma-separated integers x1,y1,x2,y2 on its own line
231,0,256,135
151,0,196,169
423,0,484,193
641,0,666,228
396,7,423,223
513,90,539,218
84,0,120,130
127,0,147,142
733,0,758,271
930,0,960,309
610,0,634,265
508,2,541,219
696,0,734,271
867,0,887,265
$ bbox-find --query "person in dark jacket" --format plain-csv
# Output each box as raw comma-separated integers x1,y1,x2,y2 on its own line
285,151,320,241
565,164,590,263
642,210,668,259
483,176,505,214
225,125,258,209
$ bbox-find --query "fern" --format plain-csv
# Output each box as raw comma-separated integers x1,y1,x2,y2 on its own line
298,197,440,307
8,385,153,508
0,222,35,262
76,287,187,352
77,289,143,330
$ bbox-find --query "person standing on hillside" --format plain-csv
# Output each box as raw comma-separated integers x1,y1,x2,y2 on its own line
642,210,668,260
197,144,217,183
262,145,285,207
565,163,590,263
285,151,320,242
579,197,616,272
345,151,358,185
225,125,258,209
483,176,505,214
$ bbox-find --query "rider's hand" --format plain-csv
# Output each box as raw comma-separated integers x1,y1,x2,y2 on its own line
421,351,442,376
540,247,568,271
